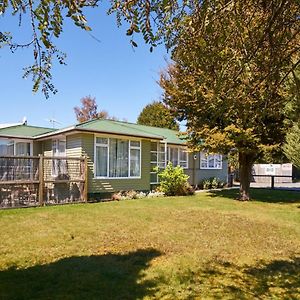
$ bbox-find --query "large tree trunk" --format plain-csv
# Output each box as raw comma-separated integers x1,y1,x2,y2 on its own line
239,152,254,201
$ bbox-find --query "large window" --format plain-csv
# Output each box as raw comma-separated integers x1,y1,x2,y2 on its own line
0,139,14,156
15,142,31,156
95,137,141,178
0,139,32,180
200,152,222,169
168,146,188,169
0,139,31,156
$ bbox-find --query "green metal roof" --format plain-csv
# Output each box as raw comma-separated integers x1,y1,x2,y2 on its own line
75,119,186,144
2,119,186,145
73,119,162,140
0,124,55,138
114,122,186,145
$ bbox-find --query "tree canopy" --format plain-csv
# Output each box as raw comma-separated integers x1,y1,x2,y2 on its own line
283,69,300,167
160,0,300,200
283,124,300,169
74,96,110,123
284,69,300,126
137,101,179,130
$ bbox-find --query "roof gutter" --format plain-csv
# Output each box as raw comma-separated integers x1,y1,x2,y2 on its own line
0,135,34,140
33,126,76,140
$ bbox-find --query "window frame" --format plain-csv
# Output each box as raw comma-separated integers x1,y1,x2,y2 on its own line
52,138,67,177
52,138,66,157
0,138,33,181
200,152,223,170
0,138,33,156
94,135,142,179
150,141,167,185
95,137,109,178
167,145,189,169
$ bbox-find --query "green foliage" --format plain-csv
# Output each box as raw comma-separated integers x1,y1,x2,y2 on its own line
283,68,300,168
156,162,193,196
202,179,211,190
228,152,239,173
137,101,179,130
284,69,300,126
0,32,11,48
0,0,95,97
200,177,225,190
160,0,300,199
283,124,300,169
0,0,189,97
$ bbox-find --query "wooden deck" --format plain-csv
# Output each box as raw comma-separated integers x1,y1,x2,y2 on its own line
0,156,87,208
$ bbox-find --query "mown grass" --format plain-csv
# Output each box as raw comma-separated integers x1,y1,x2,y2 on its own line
0,189,299,299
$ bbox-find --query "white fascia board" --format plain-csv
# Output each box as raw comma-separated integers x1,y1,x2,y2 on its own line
33,126,76,140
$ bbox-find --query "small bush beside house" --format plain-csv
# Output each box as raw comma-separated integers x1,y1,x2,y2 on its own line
156,163,194,196
199,177,226,190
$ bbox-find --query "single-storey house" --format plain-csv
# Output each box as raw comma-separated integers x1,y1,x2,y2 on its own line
0,119,228,198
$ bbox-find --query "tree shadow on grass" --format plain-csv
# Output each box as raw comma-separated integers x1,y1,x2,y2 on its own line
245,257,300,299
0,248,161,300
216,257,300,300
162,257,300,299
208,257,300,299
208,188,300,204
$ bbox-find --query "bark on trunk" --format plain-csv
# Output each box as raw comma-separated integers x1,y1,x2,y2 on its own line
239,152,254,201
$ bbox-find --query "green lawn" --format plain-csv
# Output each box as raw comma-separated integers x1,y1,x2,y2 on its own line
0,189,299,299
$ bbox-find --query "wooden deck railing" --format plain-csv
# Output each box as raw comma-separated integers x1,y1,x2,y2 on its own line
0,155,88,208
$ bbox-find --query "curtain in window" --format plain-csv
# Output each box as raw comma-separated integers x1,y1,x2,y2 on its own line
179,149,188,168
15,142,31,179
208,156,215,168
0,139,14,156
130,148,140,177
96,146,108,177
215,154,222,169
0,139,14,180
109,139,129,177
15,142,31,156
52,139,67,176
200,152,222,169
169,147,179,166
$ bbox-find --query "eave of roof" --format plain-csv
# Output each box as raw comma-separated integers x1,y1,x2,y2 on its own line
35,127,165,141
0,134,35,140
15,119,187,145
0,124,56,139
0,123,22,129
34,120,166,141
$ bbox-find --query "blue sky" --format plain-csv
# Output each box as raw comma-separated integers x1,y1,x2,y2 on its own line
0,4,169,129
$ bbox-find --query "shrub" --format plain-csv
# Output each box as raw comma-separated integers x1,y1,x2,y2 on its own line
200,177,225,190
211,177,219,189
202,179,212,190
156,162,194,196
